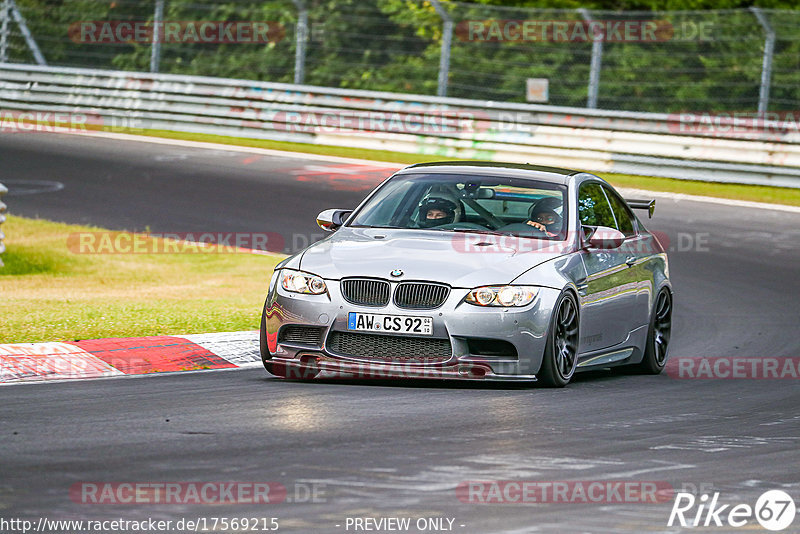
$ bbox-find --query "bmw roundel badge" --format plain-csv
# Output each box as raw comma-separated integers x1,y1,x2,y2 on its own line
390,269,403,278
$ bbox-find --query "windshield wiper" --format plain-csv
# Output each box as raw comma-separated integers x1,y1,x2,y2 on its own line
348,225,405,229
446,228,552,240
444,228,506,236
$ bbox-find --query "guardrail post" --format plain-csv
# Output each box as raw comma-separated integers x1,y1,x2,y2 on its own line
0,182,7,267
0,0,9,63
8,0,45,65
150,0,164,73
750,7,775,117
430,0,453,97
292,0,308,85
579,8,602,109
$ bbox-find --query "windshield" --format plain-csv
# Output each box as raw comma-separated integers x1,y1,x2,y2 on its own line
349,173,569,240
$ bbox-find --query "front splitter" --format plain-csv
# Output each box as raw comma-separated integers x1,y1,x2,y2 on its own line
269,355,537,382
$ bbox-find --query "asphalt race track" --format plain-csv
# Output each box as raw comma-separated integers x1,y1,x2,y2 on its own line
2,133,799,533
0,133,399,253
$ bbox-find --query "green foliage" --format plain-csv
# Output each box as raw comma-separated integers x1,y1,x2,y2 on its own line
0,215,282,343
7,0,800,112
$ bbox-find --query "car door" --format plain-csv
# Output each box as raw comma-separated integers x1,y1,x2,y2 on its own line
576,182,639,354
603,185,653,329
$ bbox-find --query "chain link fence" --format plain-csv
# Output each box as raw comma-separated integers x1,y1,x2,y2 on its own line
1,0,798,113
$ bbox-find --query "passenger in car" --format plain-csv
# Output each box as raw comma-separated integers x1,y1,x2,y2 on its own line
527,210,559,237
526,198,563,237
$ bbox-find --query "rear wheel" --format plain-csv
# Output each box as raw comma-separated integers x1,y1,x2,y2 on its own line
638,289,672,374
538,291,580,388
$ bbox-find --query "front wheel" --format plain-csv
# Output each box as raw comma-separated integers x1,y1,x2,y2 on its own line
638,289,672,374
538,291,580,388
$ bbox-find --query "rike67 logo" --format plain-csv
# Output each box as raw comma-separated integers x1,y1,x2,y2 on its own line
668,490,796,531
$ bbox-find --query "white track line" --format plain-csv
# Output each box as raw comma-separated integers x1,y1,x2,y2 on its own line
68,129,405,167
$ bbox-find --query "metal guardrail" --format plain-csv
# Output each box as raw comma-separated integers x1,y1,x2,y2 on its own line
0,181,6,267
1,63,799,188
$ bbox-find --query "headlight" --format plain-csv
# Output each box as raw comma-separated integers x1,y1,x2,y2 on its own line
465,286,538,307
280,269,328,295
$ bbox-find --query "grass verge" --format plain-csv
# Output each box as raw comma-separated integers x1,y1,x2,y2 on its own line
0,215,282,344
138,129,800,207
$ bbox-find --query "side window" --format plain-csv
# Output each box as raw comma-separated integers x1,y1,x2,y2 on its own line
578,183,616,228
604,188,636,236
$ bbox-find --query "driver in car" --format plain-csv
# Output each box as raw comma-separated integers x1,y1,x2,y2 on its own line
526,198,563,237
418,197,459,228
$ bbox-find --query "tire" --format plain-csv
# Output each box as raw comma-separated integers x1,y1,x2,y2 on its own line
638,288,672,374
538,291,580,388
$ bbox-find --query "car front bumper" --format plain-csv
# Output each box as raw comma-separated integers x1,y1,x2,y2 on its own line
264,275,561,381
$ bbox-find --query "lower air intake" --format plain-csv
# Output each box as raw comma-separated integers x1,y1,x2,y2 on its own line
327,331,452,364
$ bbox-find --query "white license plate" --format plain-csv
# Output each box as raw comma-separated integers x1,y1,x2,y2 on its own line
348,312,433,336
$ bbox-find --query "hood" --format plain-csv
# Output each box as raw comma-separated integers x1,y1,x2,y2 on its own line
299,227,571,288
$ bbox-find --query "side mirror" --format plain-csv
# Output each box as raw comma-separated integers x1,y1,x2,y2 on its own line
316,209,352,232
584,226,626,249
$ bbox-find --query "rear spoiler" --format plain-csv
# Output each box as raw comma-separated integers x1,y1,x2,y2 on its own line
625,198,656,218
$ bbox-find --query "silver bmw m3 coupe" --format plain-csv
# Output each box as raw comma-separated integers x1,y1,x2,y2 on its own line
260,162,672,387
